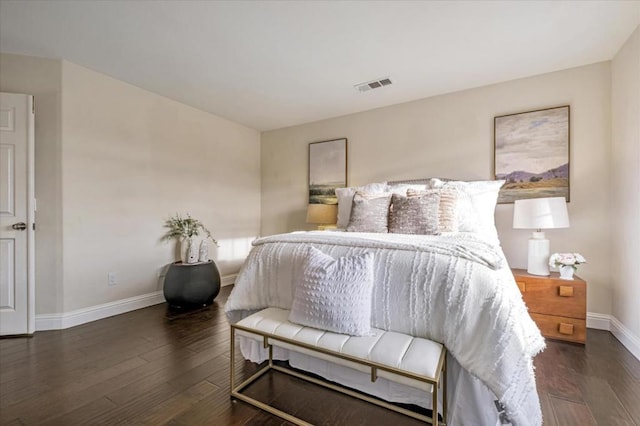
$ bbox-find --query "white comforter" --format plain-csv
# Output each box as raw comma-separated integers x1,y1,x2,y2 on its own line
225,231,545,426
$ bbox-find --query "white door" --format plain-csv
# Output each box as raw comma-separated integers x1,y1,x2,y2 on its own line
0,93,35,335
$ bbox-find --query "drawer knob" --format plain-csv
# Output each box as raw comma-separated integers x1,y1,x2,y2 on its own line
559,323,574,335
559,286,574,297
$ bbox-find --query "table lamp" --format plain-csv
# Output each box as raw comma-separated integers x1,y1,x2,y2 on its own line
306,204,338,230
513,197,570,276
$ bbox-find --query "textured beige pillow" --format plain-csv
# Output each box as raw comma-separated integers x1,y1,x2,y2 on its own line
436,189,462,232
429,179,504,238
388,192,440,235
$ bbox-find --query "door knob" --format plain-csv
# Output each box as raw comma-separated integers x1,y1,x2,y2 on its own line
12,222,27,231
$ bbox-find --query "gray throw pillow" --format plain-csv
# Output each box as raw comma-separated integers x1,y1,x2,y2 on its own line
289,246,375,336
346,193,392,233
389,193,440,235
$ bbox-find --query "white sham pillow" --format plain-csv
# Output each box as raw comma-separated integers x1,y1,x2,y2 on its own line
336,181,387,229
430,178,505,239
386,183,429,195
289,246,375,336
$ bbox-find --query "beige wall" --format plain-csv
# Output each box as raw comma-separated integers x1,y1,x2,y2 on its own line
60,61,261,312
1,53,261,315
611,26,640,338
261,62,613,316
0,53,63,314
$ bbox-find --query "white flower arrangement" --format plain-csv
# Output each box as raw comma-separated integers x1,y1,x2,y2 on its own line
548,252,586,270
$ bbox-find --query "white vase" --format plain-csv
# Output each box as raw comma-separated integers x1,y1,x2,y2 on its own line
198,240,209,262
178,238,190,263
559,265,575,280
187,239,199,264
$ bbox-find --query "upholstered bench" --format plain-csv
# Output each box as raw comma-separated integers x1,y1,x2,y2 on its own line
230,307,447,425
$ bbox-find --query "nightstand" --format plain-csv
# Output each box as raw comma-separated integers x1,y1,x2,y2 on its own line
164,260,221,310
512,268,586,344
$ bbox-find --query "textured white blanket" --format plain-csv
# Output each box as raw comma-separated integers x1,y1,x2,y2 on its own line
225,231,545,426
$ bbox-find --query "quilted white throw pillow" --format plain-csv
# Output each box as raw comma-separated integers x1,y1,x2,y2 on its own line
289,246,375,336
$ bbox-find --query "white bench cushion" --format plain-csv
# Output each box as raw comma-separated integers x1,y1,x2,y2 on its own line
236,307,444,391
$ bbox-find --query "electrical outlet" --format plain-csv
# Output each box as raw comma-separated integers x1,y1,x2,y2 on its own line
108,272,118,286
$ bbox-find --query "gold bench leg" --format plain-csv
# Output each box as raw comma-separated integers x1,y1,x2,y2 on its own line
443,354,448,425
230,325,235,391
430,350,448,426
433,381,438,426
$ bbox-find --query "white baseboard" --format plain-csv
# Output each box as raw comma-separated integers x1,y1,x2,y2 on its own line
610,316,640,361
221,273,237,287
587,312,640,361
586,312,611,330
36,273,237,331
36,291,165,331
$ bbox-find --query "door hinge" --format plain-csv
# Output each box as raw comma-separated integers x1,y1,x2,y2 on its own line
32,97,35,115
33,223,36,231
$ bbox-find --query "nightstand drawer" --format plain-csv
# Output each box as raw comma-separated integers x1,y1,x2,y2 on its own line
530,313,586,344
516,279,586,319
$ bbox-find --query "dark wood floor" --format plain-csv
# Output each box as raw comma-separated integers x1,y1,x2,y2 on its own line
1,286,638,425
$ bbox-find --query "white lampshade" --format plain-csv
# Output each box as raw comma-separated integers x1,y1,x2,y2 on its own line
306,204,338,225
513,197,569,276
513,197,570,230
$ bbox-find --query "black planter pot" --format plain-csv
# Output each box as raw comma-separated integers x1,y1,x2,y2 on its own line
163,260,221,309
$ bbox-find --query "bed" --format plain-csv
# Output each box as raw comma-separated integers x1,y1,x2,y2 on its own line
225,178,545,426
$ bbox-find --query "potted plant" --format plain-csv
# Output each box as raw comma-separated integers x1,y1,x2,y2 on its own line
161,214,221,310
548,252,586,280
161,213,217,264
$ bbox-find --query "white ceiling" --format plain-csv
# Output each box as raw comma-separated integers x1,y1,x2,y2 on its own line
1,1,638,131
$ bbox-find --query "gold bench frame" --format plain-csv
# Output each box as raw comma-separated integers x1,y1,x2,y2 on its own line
230,322,447,425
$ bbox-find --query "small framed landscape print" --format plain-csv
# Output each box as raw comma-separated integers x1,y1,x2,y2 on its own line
494,106,570,204
308,138,347,205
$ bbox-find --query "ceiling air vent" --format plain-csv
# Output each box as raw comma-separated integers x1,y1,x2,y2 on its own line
354,76,393,92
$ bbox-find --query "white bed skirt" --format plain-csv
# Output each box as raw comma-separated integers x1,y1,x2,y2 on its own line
240,337,508,426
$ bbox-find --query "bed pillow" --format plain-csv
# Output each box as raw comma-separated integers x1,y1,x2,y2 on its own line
388,192,440,235
336,182,387,229
289,246,375,336
407,188,478,233
430,178,505,239
346,192,392,233
386,183,429,195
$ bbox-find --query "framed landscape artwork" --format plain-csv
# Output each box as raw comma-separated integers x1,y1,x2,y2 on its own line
308,138,347,204
494,106,570,204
